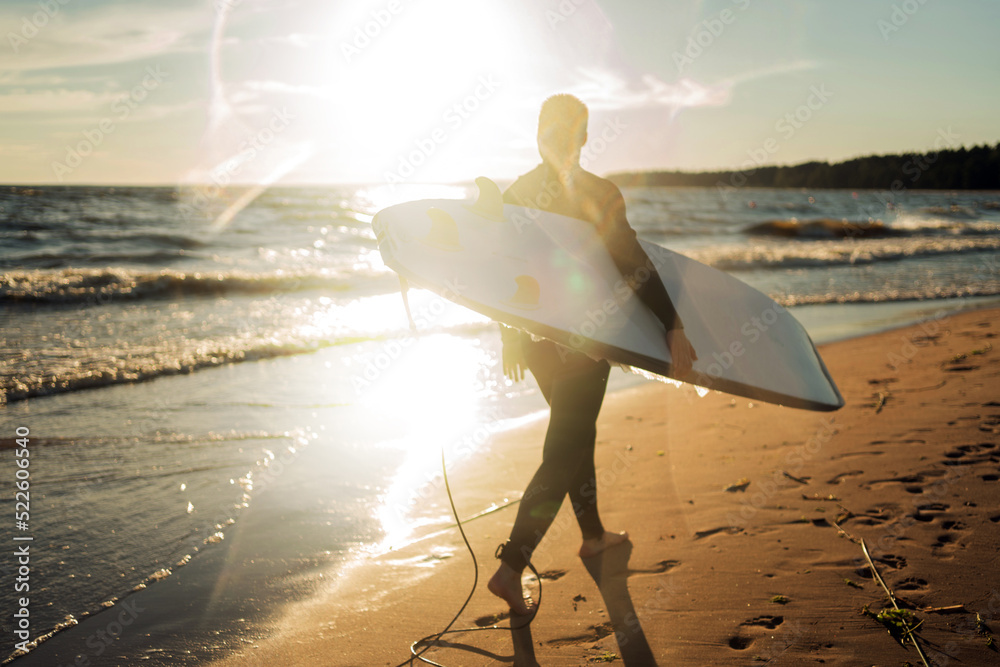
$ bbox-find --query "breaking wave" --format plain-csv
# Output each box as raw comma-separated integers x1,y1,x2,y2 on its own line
0,268,393,305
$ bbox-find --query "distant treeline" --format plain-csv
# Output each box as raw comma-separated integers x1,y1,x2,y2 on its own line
608,142,1000,191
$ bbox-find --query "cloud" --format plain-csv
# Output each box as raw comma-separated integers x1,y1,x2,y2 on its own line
720,59,820,87
2,3,208,71
260,33,323,48
0,88,119,113
564,67,732,112
241,79,330,97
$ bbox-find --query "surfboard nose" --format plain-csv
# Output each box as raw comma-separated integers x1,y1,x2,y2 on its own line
421,208,463,251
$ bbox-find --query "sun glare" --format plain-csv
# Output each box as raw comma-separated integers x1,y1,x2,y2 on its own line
314,0,539,180
357,333,494,549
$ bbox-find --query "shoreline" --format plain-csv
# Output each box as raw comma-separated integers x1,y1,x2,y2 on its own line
10,302,999,666
208,306,1000,666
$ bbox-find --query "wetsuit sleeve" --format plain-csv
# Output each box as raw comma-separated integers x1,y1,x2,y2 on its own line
597,189,684,331
497,181,526,339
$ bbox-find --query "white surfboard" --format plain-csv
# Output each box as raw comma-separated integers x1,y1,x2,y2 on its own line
373,178,844,412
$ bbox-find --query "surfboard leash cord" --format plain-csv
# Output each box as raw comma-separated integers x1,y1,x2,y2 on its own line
391,447,542,667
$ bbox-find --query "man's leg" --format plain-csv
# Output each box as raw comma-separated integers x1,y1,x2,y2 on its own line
569,438,604,540
499,357,610,571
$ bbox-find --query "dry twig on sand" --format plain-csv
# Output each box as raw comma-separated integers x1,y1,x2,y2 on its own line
859,538,931,667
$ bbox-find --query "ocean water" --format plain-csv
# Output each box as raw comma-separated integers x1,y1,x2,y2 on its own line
1,182,999,661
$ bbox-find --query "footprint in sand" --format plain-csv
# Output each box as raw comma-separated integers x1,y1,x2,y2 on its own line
895,577,929,591
829,451,884,461
694,526,738,540
741,615,785,630
846,509,892,526
547,621,614,647
866,469,946,491
911,502,949,522
979,415,1000,433
626,560,681,577
944,364,979,372
922,516,966,550
857,554,907,579
729,615,785,651
827,469,864,485
869,438,926,446
933,533,960,548
880,554,907,569
943,442,997,466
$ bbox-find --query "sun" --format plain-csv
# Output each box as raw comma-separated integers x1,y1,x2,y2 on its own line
308,0,544,182
207,0,556,186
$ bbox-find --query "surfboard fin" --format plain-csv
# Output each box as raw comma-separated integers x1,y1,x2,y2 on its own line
422,208,463,251
465,176,505,222
504,274,541,310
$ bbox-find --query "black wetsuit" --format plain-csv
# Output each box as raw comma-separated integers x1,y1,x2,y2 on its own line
498,162,683,570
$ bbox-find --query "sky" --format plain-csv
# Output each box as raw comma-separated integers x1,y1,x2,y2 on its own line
1,0,998,186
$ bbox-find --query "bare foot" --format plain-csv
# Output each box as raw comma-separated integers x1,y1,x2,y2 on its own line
487,562,535,616
579,530,630,559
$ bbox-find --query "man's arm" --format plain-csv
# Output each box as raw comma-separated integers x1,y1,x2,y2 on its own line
595,185,697,377
595,188,684,332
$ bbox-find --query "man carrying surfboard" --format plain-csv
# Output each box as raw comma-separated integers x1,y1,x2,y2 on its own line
488,94,697,615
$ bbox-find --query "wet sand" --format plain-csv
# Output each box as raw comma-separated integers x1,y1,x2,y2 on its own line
213,307,1000,666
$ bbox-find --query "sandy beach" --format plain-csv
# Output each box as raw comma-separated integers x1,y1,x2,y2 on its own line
5,3,999,664
200,306,1000,666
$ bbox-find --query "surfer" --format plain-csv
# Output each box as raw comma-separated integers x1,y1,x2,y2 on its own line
488,94,697,615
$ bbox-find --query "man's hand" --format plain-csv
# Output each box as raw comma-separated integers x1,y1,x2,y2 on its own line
502,336,527,382
666,328,697,379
